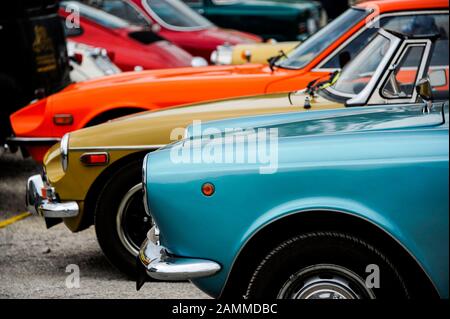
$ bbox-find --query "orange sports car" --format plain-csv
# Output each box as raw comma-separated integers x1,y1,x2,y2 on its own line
9,0,449,161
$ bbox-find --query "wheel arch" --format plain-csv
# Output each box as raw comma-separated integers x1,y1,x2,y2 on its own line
81,106,150,128
220,209,440,299
77,150,152,231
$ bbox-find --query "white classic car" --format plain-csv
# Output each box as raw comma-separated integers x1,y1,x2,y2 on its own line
67,41,121,82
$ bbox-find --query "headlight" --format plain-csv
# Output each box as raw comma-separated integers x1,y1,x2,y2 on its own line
60,133,70,172
191,57,208,67
142,153,151,217
210,45,233,65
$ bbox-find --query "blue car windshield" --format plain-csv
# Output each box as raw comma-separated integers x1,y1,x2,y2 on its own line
278,8,370,69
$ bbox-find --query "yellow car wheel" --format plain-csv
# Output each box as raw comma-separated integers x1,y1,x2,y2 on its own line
94,159,153,277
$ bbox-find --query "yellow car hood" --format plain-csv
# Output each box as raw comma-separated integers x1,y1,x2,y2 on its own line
69,91,342,149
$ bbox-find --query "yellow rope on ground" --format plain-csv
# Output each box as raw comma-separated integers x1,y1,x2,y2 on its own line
0,212,32,229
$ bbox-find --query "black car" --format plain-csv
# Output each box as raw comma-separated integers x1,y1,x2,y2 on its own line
0,0,71,144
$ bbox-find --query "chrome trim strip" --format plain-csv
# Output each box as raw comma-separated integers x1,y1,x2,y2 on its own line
346,29,403,106
142,153,151,217
370,40,432,105
6,137,61,143
70,145,165,152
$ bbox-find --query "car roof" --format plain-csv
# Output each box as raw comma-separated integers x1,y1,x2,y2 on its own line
359,0,449,13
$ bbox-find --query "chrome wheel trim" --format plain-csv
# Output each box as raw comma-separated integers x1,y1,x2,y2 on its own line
116,183,152,256
277,264,376,300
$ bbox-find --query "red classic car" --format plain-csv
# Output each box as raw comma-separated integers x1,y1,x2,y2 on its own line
60,1,204,71
89,0,262,61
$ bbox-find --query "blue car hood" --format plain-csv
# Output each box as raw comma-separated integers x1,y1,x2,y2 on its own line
184,103,446,141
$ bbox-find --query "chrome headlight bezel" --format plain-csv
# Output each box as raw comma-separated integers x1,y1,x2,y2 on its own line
191,56,208,67
210,45,233,65
60,133,70,172
142,153,151,217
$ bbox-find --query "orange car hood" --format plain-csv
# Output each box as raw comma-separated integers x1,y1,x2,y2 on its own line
63,64,271,93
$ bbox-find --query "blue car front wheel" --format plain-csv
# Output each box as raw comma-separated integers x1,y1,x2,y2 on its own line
245,231,409,299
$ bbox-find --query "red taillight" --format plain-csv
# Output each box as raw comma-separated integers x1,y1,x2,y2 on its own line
80,152,109,166
73,52,83,65
41,187,47,199
53,114,73,126
201,183,215,197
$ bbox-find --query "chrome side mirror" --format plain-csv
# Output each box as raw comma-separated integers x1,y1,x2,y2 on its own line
416,78,434,113
416,78,433,102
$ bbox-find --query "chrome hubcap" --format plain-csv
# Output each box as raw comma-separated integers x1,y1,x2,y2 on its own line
278,264,376,300
116,183,153,256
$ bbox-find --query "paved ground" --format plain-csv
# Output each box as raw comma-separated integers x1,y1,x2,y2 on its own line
0,149,40,219
0,150,209,299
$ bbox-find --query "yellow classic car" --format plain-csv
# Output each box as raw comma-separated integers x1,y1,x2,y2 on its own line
26,29,445,276
32,90,340,276
211,41,300,65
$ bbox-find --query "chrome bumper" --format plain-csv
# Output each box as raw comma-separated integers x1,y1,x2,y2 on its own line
137,226,221,289
6,136,61,146
26,174,79,218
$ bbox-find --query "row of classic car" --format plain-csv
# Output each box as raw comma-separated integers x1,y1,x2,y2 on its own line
3,0,298,147
67,0,262,65
17,0,450,299
11,0,450,160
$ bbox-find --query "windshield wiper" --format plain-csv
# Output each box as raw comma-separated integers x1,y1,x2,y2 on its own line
306,70,340,97
268,50,288,72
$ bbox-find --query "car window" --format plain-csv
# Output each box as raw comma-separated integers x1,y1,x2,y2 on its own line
381,45,425,99
145,0,212,28
183,0,204,5
211,0,242,4
332,33,391,96
278,8,369,70
81,0,151,27
426,14,449,98
60,1,131,29
323,13,449,71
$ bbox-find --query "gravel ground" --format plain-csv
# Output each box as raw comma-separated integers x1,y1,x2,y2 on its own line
0,150,209,299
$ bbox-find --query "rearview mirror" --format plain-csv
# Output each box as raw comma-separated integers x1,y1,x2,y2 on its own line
429,69,447,87
416,78,433,101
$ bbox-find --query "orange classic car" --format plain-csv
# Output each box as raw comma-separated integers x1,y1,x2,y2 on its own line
8,0,449,161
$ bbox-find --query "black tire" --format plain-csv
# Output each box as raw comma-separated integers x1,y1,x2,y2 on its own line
245,231,409,299
95,159,153,278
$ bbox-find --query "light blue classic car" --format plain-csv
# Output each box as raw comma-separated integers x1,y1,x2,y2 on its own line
137,91,449,299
